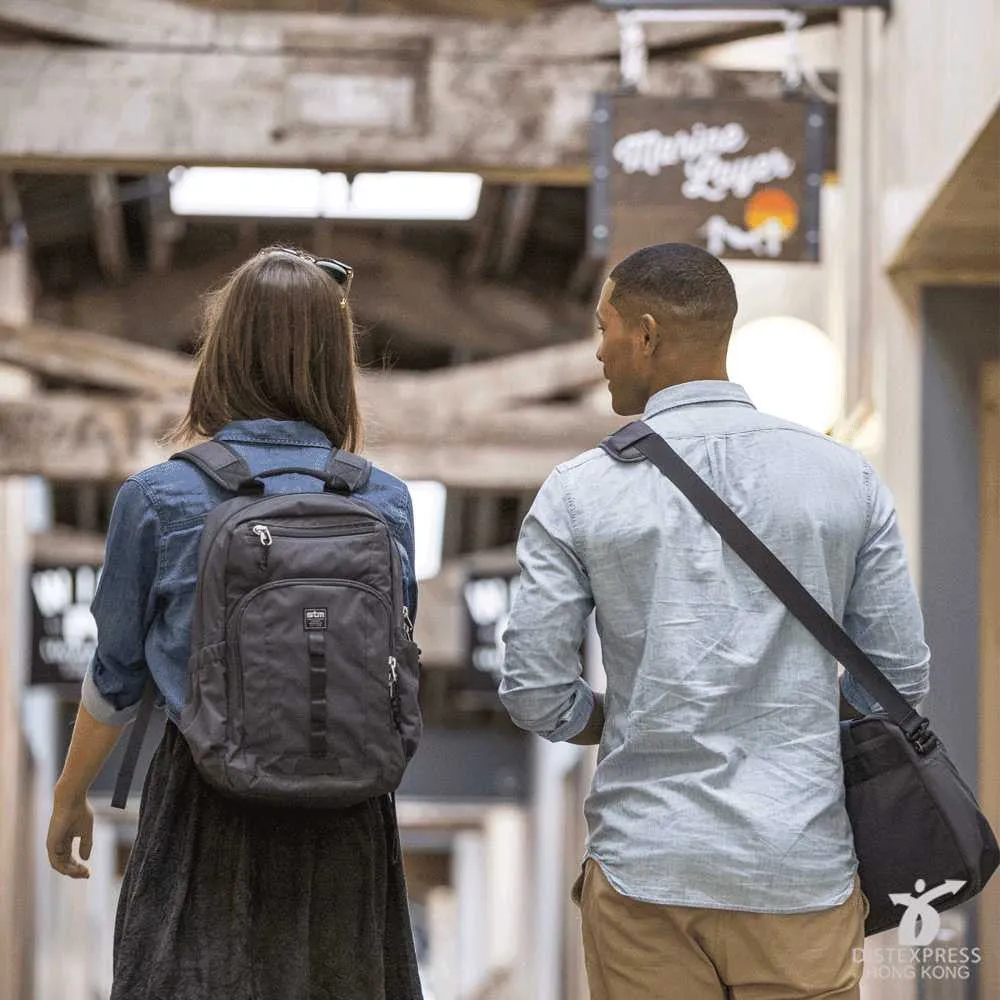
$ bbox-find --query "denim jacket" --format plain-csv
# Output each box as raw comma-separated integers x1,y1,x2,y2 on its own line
81,419,417,727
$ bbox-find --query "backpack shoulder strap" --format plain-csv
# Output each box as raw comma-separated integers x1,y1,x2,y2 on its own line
171,441,257,494
324,448,372,493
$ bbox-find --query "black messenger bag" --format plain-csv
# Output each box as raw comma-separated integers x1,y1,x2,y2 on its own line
602,421,999,936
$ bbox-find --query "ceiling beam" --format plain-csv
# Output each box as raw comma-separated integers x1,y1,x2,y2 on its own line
462,185,504,279
87,173,129,283
0,171,21,234
0,0,216,47
0,321,196,395
0,318,604,409
0,40,784,178
35,232,592,355
144,174,182,275
0,312,617,489
496,185,539,278
0,391,617,489
0,1,752,59
567,250,606,300
421,340,602,414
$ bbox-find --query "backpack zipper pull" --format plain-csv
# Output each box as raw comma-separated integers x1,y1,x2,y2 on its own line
402,606,414,641
252,524,272,571
388,656,402,729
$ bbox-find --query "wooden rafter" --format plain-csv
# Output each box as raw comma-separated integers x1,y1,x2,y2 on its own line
0,0,751,59
35,233,593,356
87,173,129,283
0,392,617,488
0,322,196,396
496,185,539,278
0,318,615,488
0,320,603,404
462,185,504,279
0,22,786,177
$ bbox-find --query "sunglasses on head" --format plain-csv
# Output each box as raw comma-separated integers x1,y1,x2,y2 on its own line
312,258,353,295
275,248,354,296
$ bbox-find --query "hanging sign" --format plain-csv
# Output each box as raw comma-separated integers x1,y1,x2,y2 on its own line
462,569,521,691
29,563,101,685
590,95,826,262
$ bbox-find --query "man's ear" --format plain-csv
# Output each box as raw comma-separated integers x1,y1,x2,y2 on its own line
639,313,660,355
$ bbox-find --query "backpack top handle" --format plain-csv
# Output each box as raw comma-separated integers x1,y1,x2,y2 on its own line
172,442,373,496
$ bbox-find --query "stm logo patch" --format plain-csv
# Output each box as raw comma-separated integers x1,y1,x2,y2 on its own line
303,608,328,630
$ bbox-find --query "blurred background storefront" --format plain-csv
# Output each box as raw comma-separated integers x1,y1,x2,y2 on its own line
0,2,996,999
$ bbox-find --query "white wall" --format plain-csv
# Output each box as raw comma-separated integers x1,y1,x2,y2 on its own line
875,0,1000,264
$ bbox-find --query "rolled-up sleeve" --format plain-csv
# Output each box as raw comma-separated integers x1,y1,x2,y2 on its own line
81,478,161,725
841,470,930,714
500,468,595,742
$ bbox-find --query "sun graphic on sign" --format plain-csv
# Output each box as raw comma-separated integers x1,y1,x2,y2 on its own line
744,188,800,236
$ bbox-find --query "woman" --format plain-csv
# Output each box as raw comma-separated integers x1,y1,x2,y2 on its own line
46,247,424,1000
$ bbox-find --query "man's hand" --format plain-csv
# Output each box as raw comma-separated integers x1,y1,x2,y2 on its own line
47,784,94,879
568,693,606,746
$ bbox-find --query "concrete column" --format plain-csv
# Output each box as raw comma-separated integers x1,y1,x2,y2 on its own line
0,367,33,1000
454,830,489,999
427,886,459,1000
0,245,31,327
0,240,34,1000
86,817,120,1000
530,737,583,1000
839,9,878,415
483,805,527,988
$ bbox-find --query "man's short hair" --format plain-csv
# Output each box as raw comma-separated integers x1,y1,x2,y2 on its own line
609,243,738,338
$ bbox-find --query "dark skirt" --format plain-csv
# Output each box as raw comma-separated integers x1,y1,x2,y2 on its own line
112,723,423,1000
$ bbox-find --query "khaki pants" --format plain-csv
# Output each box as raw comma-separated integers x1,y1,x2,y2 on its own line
574,859,867,1000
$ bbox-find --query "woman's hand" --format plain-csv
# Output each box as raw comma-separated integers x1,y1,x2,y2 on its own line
45,701,129,878
47,783,94,879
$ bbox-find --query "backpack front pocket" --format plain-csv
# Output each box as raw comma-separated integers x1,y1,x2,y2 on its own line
230,578,399,781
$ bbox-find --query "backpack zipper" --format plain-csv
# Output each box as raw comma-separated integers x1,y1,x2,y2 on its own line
250,522,374,573
251,524,272,571
251,524,273,545
249,522,376,538
388,655,402,730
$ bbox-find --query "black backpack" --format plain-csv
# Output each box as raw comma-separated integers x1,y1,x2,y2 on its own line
111,440,422,809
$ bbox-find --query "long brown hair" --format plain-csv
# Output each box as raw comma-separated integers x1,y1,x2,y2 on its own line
172,246,363,450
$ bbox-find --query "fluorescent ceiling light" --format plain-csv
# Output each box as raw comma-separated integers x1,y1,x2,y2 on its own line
334,172,482,220
169,167,482,221
169,167,323,217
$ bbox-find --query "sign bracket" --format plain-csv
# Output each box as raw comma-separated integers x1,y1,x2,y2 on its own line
617,7,818,94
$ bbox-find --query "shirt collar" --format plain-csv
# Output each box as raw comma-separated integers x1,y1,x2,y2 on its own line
214,419,332,447
643,380,756,420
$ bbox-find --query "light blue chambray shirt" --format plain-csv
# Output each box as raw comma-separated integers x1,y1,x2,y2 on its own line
500,381,930,913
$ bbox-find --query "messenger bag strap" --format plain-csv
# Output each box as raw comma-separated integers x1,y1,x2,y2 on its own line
601,421,932,748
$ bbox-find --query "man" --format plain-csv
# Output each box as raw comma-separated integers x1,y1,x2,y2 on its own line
499,243,930,1000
